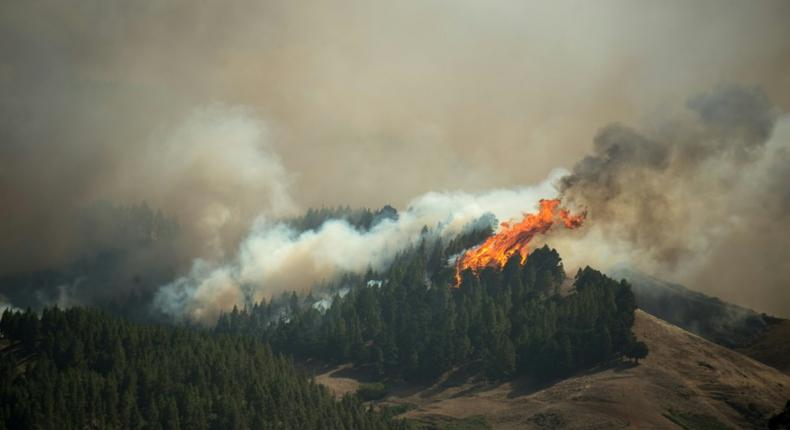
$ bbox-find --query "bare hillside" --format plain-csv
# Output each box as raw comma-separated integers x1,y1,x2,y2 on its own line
316,310,790,429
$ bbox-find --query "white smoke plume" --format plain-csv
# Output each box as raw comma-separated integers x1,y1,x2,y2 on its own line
0,295,19,314
154,170,567,323
154,86,790,323
117,105,298,259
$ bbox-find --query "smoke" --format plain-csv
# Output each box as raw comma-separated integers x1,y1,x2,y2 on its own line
554,85,790,317
0,295,19,314
161,88,790,323
1,101,294,275
0,105,296,311
154,171,565,322
1,1,790,317
115,105,297,257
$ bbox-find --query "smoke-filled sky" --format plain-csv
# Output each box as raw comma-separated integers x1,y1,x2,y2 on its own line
2,1,790,318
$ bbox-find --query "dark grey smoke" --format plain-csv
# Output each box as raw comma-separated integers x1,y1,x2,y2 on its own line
687,85,778,144
562,85,778,198
562,124,671,195
559,85,790,316
559,124,672,258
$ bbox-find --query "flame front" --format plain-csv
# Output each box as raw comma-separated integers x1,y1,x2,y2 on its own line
454,199,585,286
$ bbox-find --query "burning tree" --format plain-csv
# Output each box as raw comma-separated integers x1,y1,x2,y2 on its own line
454,199,585,286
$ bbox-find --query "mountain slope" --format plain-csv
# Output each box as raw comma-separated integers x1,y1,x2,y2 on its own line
735,318,790,375
317,310,790,429
611,268,790,375
610,268,770,348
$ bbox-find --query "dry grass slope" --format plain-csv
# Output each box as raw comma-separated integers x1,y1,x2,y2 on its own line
315,310,790,429
736,318,790,375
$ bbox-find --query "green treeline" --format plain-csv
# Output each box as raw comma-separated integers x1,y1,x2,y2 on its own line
218,233,647,381
0,209,647,429
285,205,399,233
0,308,408,430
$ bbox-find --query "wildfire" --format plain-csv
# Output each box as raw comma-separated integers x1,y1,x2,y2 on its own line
454,199,585,286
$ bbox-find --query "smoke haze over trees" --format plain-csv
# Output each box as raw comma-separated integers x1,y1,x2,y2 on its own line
1,1,790,317
217,238,644,381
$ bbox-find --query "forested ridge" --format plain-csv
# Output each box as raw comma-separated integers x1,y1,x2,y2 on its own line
0,202,184,319
217,222,647,381
0,307,408,430
285,205,399,233
0,207,646,429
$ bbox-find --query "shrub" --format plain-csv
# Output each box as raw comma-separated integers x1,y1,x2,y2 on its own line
357,382,388,401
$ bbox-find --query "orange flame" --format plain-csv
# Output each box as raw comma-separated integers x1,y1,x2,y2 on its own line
454,199,585,286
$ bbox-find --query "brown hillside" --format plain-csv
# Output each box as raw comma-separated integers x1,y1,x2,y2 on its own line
316,310,790,429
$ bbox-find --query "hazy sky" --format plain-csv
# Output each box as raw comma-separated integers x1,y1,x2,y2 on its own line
2,1,789,314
